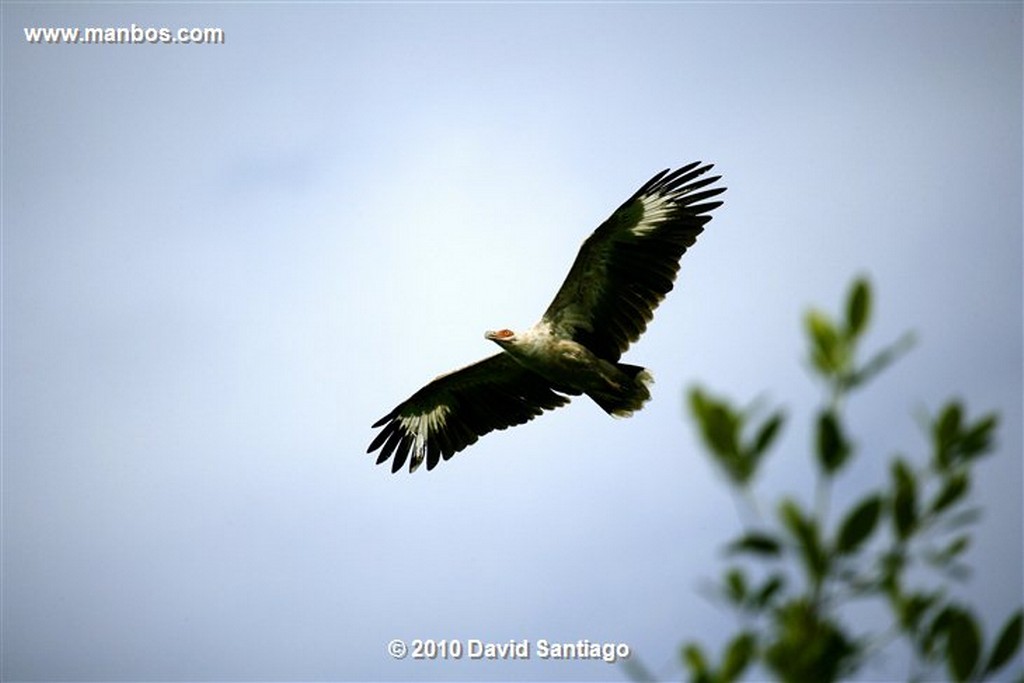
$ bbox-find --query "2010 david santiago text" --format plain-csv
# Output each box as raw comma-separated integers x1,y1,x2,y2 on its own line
408,638,631,663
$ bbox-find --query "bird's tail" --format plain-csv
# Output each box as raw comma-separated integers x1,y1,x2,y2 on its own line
588,363,654,418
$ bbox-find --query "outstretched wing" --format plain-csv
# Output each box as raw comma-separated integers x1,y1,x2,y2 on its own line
542,162,725,361
367,354,572,473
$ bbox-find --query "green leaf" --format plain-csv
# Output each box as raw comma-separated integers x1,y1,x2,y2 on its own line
926,535,970,566
689,388,748,483
816,409,851,475
891,459,918,540
754,574,785,609
727,532,782,557
779,499,827,582
935,402,964,469
937,402,964,443
961,413,998,460
720,632,757,682
984,610,1023,676
924,606,956,657
938,561,972,583
930,403,997,470
725,568,747,604
947,607,981,682
752,411,785,458
930,472,969,515
846,331,916,391
899,592,940,632
836,494,882,555
690,388,740,457
778,499,802,536
944,535,969,559
878,549,906,596
764,599,858,682
939,506,983,533
806,309,845,376
682,643,709,679
845,277,871,339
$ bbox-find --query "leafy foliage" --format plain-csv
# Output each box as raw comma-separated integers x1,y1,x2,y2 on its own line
674,277,1021,683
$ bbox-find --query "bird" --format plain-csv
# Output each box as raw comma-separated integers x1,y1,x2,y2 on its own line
368,162,725,473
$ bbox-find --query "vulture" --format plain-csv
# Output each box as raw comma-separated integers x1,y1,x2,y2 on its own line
368,163,725,473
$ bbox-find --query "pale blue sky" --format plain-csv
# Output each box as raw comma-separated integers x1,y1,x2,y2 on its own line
2,2,1021,681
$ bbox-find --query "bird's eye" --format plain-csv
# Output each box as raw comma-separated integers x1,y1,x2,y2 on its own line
498,329,514,338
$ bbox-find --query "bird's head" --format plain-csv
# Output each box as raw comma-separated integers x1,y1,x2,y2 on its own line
484,328,518,347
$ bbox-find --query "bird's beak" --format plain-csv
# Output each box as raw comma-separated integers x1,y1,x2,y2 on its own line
485,329,515,343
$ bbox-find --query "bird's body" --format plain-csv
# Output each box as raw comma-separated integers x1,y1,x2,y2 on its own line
485,324,652,417
368,163,725,472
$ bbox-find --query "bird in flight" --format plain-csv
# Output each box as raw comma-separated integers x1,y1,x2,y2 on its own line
368,163,725,473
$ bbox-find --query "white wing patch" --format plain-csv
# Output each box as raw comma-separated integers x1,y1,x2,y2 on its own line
399,404,451,471
631,191,676,236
